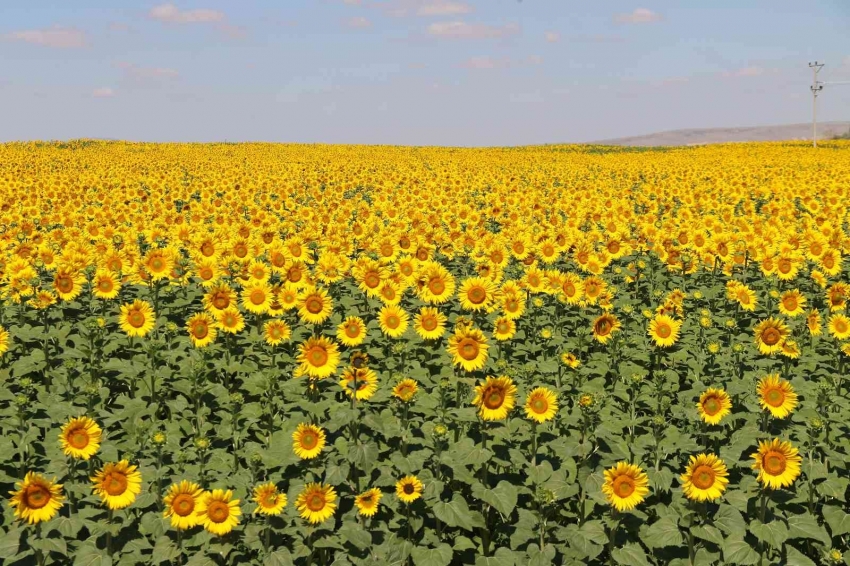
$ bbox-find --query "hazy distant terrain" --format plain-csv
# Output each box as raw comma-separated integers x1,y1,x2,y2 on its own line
594,121,850,146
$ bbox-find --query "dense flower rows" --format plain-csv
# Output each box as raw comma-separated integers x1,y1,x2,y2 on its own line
0,140,849,565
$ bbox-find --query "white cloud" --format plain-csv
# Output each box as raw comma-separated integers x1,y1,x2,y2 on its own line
418,1,473,16
545,31,560,43
5,26,87,48
614,8,663,24
346,16,372,28
149,4,225,24
427,21,519,39
92,87,115,98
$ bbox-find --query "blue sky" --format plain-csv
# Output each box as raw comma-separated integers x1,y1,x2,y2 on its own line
1,0,849,145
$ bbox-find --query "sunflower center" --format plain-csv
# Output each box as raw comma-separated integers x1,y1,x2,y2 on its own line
307,494,326,511
289,244,302,257
201,242,215,257
56,275,73,293
386,315,400,329
172,494,195,516
458,338,480,361
288,267,302,282
301,431,318,449
595,319,612,335
23,485,51,509
262,493,277,507
763,451,787,475
497,321,510,334
104,472,128,496
656,323,671,338
778,259,791,274
421,316,438,331
836,320,849,333
251,290,266,305
563,282,576,297
513,242,525,254
765,388,785,407
382,287,396,300
150,258,165,272
782,297,797,311
428,278,445,295
207,501,230,523
380,244,394,257
69,429,90,449
762,328,781,346
192,322,209,339
271,253,286,267
531,398,548,414
612,475,635,498
308,347,329,367
703,397,721,416
403,484,415,495
364,273,380,288
586,283,600,297
199,267,213,280
484,387,505,410
608,240,621,254
306,297,323,314
98,279,113,292
213,294,229,309
468,287,486,304
691,465,716,490
222,314,237,328
234,244,247,258
345,322,361,338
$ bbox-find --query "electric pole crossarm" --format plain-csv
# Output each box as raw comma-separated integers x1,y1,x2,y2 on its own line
809,61,825,147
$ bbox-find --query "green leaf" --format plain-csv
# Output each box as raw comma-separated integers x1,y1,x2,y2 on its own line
338,521,372,550
749,520,788,549
264,549,295,566
527,543,556,566
475,547,516,566
0,527,22,560
787,513,831,545
152,535,180,564
472,481,518,517
823,505,850,536
817,477,848,502
73,543,113,566
432,494,483,532
642,517,683,548
611,543,651,566
411,544,454,566
692,525,724,546
784,545,817,566
715,504,747,535
723,540,759,565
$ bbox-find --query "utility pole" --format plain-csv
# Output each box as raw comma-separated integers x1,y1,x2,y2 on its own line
809,61,824,147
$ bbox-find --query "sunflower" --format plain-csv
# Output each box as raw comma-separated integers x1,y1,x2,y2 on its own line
216,307,245,334
648,314,682,348
447,325,489,372
193,258,219,288
459,276,497,312
501,292,527,320
163,480,204,530
8,472,65,524
395,475,423,504
680,453,729,502
413,307,447,340
59,416,102,460
144,248,175,281
493,316,517,341
298,286,333,325
53,267,85,301
525,387,558,423
697,388,732,425
296,483,337,524
292,423,326,459
417,262,456,304
354,488,383,517
377,280,402,305
91,269,121,300
350,351,369,369
751,438,802,489
196,489,241,536
378,304,409,338
828,314,850,340
186,312,216,348
296,336,341,379
118,299,156,338
561,352,581,368
252,482,287,516
339,366,379,401
778,289,806,317
601,462,649,512
263,319,291,346
753,317,789,355
91,460,142,510
242,282,273,315
203,283,236,314
757,374,797,419
0,326,9,356
392,378,418,402
592,313,622,344
472,375,517,421
337,316,367,347
806,310,822,336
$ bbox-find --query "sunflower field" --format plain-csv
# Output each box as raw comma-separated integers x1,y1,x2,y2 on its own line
1,139,850,566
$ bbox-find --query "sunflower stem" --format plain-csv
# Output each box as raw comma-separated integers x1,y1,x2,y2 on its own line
263,513,271,556
607,510,619,565
106,508,114,557
34,523,45,566
758,489,768,565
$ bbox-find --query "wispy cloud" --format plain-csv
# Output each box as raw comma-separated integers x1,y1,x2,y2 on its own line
4,26,87,48
545,31,560,43
417,1,473,16
149,3,224,24
346,16,372,28
428,21,519,39
92,87,116,98
372,0,473,17
614,8,663,24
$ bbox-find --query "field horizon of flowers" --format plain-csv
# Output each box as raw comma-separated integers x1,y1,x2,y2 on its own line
0,139,849,565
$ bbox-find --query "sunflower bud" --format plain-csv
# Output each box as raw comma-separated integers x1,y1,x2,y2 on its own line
195,437,210,451
152,431,167,445
433,424,448,438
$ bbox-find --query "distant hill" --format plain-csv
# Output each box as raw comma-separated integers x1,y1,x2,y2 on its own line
593,121,850,146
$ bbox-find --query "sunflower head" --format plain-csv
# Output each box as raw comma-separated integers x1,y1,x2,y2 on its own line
91,460,142,510
252,482,287,516
354,488,383,517
296,483,337,524
524,387,558,423
472,375,517,421
697,388,732,425
601,462,649,512
395,475,423,504
9,472,65,524
680,453,729,502
59,416,102,460
751,438,802,489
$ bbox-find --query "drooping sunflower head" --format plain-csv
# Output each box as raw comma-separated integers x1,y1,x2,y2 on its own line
197,489,241,536
9,472,65,524
601,462,649,512
292,423,326,460
163,480,204,530
59,416,102,460
340,366,379,401
757,374,797,419
355,488,383,517
471,375,517,421
751,438,802,489
295,483,337,524
350,351,369,369
296,336,341,379
252,482,287,516
392,378,419,403
91,460,142,510
524,387,558,423
395,475,423,504
696,388,732,426
680,453,729,502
